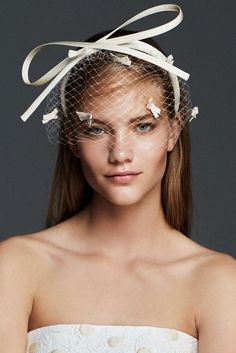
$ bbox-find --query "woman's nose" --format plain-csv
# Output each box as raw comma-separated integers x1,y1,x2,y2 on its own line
108,130,134,164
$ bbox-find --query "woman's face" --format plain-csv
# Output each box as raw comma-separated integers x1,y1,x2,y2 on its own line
71,76,179,206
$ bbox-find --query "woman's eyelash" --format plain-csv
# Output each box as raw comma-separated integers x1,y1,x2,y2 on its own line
136,122,156,132
83,121,157,135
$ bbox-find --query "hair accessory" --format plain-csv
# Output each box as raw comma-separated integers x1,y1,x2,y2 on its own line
20,3,199,150
42,108,59,124
189,106,199,122
166,54,174,65
20,4,190,122
76,111,93,126
146,98,161,118
68,47,97,59
110,53,132,66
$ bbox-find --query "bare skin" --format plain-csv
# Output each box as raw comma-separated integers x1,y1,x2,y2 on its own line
22,206,221,340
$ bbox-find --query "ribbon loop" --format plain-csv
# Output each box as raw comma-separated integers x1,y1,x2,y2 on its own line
97,4,183,44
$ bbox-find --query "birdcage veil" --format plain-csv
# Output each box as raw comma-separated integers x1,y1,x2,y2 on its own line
43,49,195,151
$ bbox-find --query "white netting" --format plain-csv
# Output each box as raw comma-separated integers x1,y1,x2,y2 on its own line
43,49,196,152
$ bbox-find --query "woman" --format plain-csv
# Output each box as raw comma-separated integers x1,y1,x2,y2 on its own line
0,4,235,353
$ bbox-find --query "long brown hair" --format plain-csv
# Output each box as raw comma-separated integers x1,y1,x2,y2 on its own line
45,29,193,237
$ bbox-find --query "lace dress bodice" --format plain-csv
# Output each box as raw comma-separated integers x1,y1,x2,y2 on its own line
26,323,198,353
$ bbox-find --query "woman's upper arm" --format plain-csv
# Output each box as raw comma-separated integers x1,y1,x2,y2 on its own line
196,253,236,353
0,236,36,353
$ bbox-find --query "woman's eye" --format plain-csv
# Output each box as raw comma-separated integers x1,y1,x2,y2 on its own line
83,122,156,136
84,126,105,135
136,122,155,132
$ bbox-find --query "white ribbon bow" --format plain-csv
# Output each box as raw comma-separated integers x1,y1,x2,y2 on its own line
20,4,190,122
189,106,199,122
166,54,174,65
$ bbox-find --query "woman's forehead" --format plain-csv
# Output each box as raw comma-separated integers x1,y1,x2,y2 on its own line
79,81,163,122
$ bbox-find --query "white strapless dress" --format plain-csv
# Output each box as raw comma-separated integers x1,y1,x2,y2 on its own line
26,323,198,353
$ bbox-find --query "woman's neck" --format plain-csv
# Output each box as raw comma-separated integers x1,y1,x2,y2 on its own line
77,187,173,262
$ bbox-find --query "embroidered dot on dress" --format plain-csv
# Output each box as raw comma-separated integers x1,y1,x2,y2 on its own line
136,348,152,353
167,329,179,340
79,323,95,336
28,342,38,353
107,335,123,347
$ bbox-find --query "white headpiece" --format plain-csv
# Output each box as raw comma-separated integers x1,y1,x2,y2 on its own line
20,4,199,149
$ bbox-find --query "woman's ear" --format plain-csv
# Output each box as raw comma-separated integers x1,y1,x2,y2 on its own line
167,112,182,152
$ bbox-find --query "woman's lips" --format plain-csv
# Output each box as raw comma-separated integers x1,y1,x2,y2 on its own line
105,173,141,184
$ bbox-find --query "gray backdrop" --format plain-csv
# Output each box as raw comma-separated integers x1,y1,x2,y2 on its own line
0,0,235,257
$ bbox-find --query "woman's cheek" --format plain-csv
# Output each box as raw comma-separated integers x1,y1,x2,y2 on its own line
149,148,168,180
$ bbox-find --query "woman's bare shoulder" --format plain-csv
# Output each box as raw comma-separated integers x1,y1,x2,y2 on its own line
0,234,49,280
1,216,80,266
0,234,52,314
0,223,68,272
175,234,236,330
170,231,235,283
0,234,41,264
191,244,236,333
174,230,235,262
193,244,236,280
186,233,235,269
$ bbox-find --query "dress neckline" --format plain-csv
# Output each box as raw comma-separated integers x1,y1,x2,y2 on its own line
27,322,198,341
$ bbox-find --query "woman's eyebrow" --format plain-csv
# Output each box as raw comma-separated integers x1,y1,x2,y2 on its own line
129,114,154,123
91,114,154,125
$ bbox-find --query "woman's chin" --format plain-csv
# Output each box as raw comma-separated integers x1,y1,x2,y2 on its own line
101,190,143,206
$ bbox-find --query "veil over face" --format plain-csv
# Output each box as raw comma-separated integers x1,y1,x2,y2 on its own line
44,50,186,156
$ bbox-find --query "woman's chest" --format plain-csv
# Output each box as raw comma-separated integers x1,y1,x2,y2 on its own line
28,252,198,338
